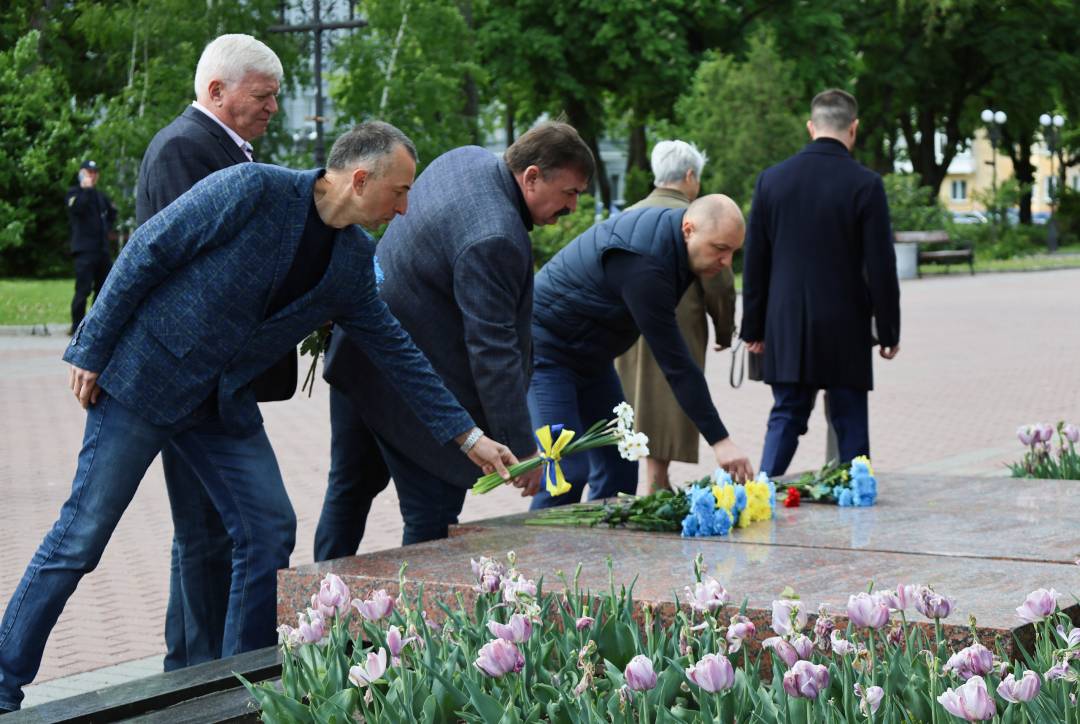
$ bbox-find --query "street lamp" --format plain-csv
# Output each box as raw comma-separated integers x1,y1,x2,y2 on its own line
981,109,1007,224
1040,113,1066,252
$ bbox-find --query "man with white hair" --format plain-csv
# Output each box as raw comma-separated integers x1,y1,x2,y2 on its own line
615,140,736,493
0,122,518,713
134,33,289,671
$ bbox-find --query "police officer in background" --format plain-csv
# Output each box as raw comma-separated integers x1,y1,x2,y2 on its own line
65,160,117,335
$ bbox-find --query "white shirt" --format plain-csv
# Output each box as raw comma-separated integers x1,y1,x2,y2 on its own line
191,101,254,161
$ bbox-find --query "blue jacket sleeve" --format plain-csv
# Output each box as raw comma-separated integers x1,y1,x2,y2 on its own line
740,172,772,342
64,167,265,372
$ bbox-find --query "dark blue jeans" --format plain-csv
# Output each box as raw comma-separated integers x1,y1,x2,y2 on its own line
527,357,639,509
760,383,869,476
162,444,232,671
0,393,295,712
314,387,391,561
377,435,468,546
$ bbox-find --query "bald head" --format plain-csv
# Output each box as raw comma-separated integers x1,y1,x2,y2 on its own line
682,194,745,278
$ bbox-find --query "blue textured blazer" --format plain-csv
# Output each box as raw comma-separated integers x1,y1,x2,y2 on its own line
64,163,474,441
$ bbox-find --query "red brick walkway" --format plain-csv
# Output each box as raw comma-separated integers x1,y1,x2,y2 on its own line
1,269,1077,685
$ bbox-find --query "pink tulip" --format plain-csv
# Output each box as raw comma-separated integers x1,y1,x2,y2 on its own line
726,615,757,653
1016,588,1060,624
1044,661,1069,681
487,613,533,643
997,670,1041,703
782,660,830,699
352,589,395,621
1055,624,1080,648
937,676,996,721
791,635,814,660
685,577,730,614
847,592,890,629
310,573,351,620
297,609,327,644
830,631,857,656
1017,425,1037,446
914,586,954,620
1064,424,1079,444
763,637,799,667
471,557,507,594
685,653,735,693
501,574,537,604
1036,423,1054,443
475,639,524,677
771,598,807,636
386,624,418,660
349,647,388,687
624,655,658,691
276,624,303,648
855,683,884,715
943,643,994,680
576,616,595,631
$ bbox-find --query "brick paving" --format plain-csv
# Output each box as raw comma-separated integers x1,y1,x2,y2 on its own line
1,269,1078,701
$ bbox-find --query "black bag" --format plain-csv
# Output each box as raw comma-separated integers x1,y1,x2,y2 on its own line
729,338,765,388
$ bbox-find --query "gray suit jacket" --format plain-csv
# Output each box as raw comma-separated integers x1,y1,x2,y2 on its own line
323,146,535,487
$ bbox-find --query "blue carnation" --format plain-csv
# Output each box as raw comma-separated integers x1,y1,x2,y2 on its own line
733,485,748,513
708,508,733,536
837,488,854,507
681,513,699,537
713,468,733,485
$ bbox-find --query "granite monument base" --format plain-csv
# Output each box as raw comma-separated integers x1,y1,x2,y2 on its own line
279,474,1080,657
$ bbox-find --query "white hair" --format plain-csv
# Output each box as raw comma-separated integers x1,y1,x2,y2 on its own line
194,34,283,99
651,140,707,186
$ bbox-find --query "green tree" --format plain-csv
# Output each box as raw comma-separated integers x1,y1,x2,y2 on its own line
328,0,480,168
0,31,86,276
673,30,805,208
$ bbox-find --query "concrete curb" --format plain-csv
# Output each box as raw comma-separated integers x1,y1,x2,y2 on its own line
0,323,68,337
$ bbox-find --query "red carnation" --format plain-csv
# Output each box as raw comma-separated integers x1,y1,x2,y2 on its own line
783,487,801,507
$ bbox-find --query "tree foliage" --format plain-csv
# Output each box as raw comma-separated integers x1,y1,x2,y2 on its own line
673,30,805,208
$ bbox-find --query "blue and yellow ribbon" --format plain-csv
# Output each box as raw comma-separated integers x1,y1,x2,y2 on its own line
535,424,576,496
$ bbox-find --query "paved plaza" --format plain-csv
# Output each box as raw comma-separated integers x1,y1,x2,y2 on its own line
1,269,1078,703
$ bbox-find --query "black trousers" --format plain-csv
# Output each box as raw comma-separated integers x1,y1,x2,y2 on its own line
70,252,111,331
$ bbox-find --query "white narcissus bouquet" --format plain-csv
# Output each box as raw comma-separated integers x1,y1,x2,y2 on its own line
471,402,649,495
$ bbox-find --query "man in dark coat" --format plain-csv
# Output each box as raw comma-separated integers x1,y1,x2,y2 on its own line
134,33,291,671
529,195,754,509
740,89,900,476
320,122,595,550
65,159,117,335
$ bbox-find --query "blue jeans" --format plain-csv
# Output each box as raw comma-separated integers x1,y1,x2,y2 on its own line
760,384,869,476
162,444,232,671
376,436,467,546
313,387,391,561
527,358,639,509
0,393,295,711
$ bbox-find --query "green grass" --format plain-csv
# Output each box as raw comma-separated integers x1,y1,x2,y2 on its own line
0,278,73,325
921,248,1080,276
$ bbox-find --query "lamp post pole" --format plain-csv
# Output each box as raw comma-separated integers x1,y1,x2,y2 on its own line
981,108,1007,225
1040,113,1065,252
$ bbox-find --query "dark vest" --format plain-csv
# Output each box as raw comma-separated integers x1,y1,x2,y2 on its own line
533,206,689,372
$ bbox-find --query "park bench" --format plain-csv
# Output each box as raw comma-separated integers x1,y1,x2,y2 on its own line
894,230,974,277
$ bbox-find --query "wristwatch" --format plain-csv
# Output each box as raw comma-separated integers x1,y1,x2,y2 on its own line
459,427,484,454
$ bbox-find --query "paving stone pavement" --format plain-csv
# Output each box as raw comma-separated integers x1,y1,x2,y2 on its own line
1,269,1077,704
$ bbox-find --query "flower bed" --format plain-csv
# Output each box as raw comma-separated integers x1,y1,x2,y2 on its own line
247,553,1080,723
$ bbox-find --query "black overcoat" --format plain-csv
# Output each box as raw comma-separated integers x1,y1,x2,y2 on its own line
740,139,900,391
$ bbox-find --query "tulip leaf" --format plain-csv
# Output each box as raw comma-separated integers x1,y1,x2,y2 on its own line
238,675,315,723
596,618,637,670
532,682,560,705
462,676,509,724
312,687,358,724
